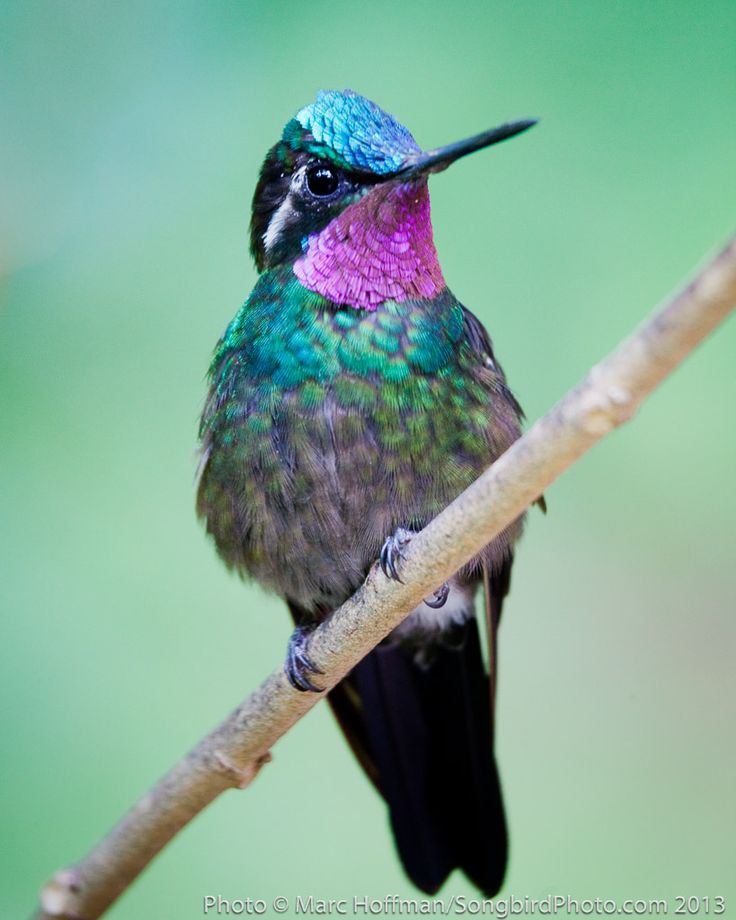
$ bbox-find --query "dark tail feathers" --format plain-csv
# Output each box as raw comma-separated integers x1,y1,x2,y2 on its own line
329,619,507,896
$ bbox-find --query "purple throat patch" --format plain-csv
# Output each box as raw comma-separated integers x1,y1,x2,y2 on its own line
294,181,445,310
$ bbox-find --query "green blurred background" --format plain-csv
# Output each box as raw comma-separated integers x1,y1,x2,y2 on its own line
2,1,735,916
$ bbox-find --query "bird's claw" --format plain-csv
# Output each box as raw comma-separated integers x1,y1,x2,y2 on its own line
424,582,450,609
285,625,325,693
379,528,414,583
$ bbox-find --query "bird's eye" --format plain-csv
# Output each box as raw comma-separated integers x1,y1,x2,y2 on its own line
306,164,340,197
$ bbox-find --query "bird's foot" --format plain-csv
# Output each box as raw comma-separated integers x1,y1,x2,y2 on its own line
379,528,415,583
285,624,325,693
423,582,450,608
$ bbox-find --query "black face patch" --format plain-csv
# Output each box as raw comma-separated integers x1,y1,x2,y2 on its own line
249,138,381,272
249,142,302,271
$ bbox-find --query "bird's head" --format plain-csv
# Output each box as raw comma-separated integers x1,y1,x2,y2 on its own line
250,90,535,310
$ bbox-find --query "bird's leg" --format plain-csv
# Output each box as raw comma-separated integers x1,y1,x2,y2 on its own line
285,623,325,693
424,582,450,608
380,527,450,607
379,527,414,583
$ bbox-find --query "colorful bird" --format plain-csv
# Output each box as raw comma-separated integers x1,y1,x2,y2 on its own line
197,90,536,895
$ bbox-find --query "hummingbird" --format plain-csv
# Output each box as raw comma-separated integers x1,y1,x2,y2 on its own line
197,90,536,896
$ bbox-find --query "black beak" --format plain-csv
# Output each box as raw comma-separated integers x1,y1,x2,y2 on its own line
396,118,537,179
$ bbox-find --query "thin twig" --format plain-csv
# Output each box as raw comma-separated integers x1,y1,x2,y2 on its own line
33,237,736,920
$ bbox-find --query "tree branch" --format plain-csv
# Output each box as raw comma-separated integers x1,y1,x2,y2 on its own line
34,237,736,920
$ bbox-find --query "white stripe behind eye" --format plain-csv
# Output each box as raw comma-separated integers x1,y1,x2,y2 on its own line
263,165,307,255
263,194,296,254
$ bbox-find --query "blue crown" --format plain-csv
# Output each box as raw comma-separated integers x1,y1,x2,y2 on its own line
291,89,420,175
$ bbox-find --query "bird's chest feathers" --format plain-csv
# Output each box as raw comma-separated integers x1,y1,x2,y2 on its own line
200,286,517,606
251,289,465,404
210,289,478,512
293,181,445,310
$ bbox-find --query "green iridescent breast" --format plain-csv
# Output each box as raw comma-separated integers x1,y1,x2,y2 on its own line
197,267,522,610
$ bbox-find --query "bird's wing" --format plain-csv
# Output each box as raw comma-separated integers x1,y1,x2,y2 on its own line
462,304,547,521
482,554,514,728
